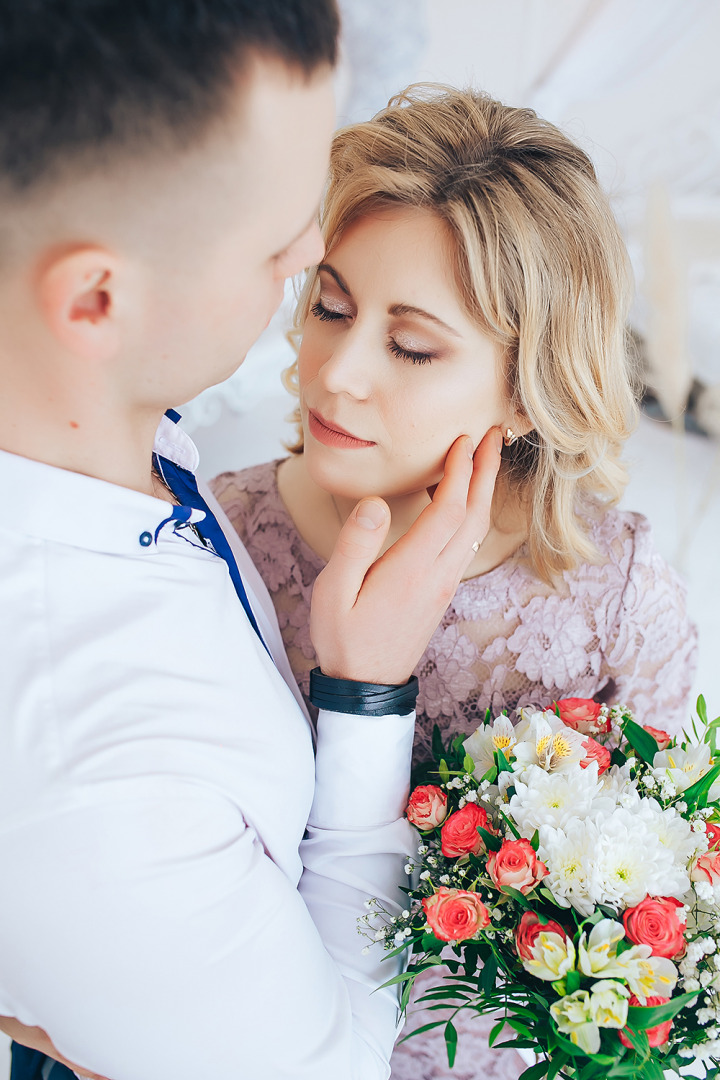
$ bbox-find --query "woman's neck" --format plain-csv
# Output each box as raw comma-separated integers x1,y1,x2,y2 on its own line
277,452,527,579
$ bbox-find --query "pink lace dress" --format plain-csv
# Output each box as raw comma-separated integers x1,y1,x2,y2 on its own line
210,459,698,1080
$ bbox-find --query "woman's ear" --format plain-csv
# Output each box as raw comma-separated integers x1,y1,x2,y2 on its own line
35,247,121,362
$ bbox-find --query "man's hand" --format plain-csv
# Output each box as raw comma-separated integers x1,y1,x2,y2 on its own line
0,1015,110,1080
311,428,503,685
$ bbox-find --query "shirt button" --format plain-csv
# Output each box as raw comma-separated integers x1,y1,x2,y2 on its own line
139,531,153,547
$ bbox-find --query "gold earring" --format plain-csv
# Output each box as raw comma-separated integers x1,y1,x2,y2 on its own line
503,428,518,447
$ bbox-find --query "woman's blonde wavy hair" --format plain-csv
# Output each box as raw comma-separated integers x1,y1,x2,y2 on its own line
284,84,638,582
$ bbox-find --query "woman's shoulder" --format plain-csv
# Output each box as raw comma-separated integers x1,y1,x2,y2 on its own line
576,505,666,579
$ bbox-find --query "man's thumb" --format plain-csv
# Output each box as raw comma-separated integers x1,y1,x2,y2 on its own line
316,497,390,609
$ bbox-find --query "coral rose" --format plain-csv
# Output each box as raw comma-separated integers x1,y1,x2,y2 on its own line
514,910,570,961
554,697,609,735
579,736,611,775
423,887,490,943
705,822,720,850
487,838,548,894
440,803,494,858
691,850,720,886
642,725,672,750
619,995,673,1048
406,784,448,830
623,896,686,959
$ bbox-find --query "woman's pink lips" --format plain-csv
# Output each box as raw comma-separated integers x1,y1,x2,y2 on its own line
308,410,375,449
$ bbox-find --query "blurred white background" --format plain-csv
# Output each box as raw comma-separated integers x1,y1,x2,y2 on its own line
3,1,718,1075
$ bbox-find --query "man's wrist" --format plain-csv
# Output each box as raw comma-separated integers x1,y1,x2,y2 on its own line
309,668,419,716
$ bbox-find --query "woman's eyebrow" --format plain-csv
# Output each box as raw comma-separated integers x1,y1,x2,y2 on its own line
317,263,350,294
389,303,462,338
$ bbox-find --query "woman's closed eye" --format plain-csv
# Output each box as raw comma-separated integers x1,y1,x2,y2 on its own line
387,338,435,365
311,299,350,323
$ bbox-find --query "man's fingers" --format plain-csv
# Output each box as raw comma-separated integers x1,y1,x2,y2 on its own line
313,497,391,612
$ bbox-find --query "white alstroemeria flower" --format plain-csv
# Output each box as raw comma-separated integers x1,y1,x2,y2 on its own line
508,763,613,837
550,990,600,1054
598,941,679,1002
653,743,714,795
590,979,630,1029
512,710,586,775
464,715,517,777
577,919,626,976
523,931,576,982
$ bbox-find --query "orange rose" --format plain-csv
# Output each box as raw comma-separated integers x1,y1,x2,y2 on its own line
554,697,610,735
406,785,448,830
487,838,548,894
440,804,494,858
643,725,672,750
423,887,490,943
623,896,686,959
692,850,720,886
619,995,672,1049
514,911,571,961
580,736,611,775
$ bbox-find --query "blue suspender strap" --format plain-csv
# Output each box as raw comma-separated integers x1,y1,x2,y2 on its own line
153,453,270,655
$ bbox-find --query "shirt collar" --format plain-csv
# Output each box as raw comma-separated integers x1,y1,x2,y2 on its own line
0,412,203,556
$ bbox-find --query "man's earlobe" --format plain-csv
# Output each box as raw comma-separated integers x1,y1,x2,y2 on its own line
37,249,120,362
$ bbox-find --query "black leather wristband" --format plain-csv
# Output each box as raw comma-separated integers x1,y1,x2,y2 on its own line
309,667,419,717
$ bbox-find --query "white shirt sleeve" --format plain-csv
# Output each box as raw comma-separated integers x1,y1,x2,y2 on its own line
0,709,415,1080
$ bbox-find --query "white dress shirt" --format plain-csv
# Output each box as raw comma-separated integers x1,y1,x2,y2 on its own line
0,416,415,1079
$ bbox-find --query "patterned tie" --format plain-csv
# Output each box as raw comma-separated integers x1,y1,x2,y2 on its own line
153,452,269,655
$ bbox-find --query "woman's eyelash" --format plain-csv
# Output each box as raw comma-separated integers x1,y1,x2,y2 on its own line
311,300,434,365
388,339,434,366
310,300,347,323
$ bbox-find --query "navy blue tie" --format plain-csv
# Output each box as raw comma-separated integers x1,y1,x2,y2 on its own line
153,452,269,655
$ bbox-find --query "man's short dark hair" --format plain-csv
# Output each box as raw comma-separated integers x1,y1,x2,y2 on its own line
0,0,339,190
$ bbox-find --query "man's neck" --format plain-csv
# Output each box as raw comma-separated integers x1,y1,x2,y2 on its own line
0,391,165,497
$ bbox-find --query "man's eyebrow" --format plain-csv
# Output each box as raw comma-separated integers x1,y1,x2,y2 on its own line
317,263,350,294
389,303,462,338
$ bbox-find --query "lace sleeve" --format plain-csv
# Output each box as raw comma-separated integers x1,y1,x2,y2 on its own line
602,515,697,734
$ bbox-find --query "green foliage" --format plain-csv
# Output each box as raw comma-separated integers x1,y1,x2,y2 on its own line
622,717,659,763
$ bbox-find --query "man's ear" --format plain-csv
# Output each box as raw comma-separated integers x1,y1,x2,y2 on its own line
36,247,121,362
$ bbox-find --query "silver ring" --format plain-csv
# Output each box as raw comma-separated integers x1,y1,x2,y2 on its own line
472,540,480,553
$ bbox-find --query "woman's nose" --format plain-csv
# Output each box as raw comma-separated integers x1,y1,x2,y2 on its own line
319,324,374,401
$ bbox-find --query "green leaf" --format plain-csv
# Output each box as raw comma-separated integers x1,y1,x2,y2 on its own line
480,952,498,994
478,825,502,851
500,884,532,907
547,1052,569,1080
444,1020,458,1068
565,969,581,994
623,718,659,763
480,764,499,784
397,1019,445,1043
488,1018,506,1048
683,761,720,810
463,753,476,774
626,989,700,1027
438,758,450,785
530,829,540,851
519,1062,549,1079
498,807,522,840
496,748,514,773
698,694,709,725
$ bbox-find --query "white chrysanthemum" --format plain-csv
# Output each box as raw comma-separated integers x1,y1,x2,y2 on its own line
599,762,638,806
464,715,517,776
539,806,691,916
593,807,690,909
512,710,586,776
635,797,702,866
538,818,600,916
508,762,613,836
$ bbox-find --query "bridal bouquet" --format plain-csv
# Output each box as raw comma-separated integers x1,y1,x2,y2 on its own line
361,696,720,1079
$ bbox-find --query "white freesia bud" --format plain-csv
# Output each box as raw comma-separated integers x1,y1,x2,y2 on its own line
550,990,600,1054
590,979,630,1029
